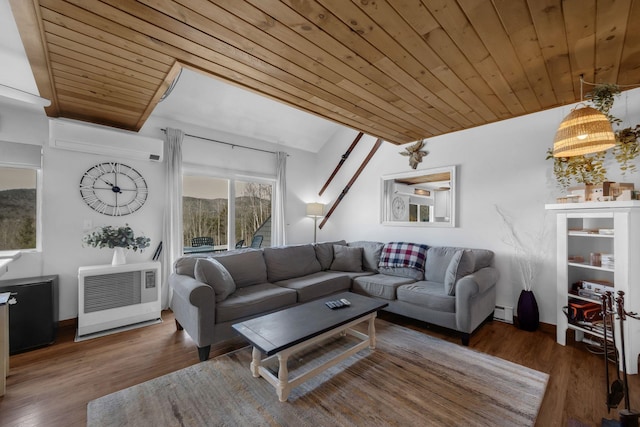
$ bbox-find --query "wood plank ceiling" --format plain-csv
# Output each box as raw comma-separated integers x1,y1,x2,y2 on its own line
9,0,640,146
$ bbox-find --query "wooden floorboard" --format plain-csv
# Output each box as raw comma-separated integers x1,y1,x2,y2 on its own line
0,309,637,426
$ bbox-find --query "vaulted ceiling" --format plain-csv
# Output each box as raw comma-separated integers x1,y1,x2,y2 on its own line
9,0,640,146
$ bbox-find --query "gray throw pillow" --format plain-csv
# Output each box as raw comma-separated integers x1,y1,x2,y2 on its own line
314,240,347,270
444,250,475,296
330,245,363,272
444,250,463,296
194,258,236,302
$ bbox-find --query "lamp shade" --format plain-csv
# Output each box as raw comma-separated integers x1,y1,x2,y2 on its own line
553,105,616,157
306,203,324,217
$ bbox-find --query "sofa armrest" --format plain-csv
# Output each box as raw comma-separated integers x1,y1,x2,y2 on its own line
169,273,216,348
170,273,215,308
456,267,499,297
455,267,499,333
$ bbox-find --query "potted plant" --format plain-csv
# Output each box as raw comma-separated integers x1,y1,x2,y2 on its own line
83,224,151,265
495,205,549,331
548,83,639,190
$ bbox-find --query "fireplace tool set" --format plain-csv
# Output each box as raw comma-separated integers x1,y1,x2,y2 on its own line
601,291,640,427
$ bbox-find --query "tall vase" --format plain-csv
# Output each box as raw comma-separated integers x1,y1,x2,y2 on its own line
112,247,126,266
517,289,539,331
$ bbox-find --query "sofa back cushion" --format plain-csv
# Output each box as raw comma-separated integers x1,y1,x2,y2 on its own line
314,240,347,270
330,245,363,272
378,242,429,280
426,246,486,284
194,258,236,301
469,248,494,270
213,249,268,288
264,244,322,282
348,241,384,272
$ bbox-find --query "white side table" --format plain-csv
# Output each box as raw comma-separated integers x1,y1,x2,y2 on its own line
0,292,10,396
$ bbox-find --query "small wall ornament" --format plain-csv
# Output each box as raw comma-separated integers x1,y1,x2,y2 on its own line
400,139,428,169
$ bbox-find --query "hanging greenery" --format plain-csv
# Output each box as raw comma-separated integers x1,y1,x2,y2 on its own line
585,84,622,125
613,124,640,174
546,149,607,189
548,83,639,190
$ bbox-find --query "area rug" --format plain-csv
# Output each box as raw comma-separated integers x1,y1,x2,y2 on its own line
87,320,548,426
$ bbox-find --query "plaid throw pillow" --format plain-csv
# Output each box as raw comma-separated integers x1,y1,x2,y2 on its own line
378,242,429,272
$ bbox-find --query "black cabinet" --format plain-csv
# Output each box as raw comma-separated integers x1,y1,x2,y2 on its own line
0,275,58,354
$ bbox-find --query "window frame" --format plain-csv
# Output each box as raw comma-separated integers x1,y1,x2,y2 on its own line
182,164,275,250
0,164,43,254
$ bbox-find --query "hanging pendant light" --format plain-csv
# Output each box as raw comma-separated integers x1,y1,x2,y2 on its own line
553,74,616,158
552,105,616,157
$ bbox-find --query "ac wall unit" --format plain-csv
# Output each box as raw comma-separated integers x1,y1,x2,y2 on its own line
49,118,164,162
77,261,161,338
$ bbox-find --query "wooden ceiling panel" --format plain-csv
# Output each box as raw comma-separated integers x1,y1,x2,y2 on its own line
9,0,640,141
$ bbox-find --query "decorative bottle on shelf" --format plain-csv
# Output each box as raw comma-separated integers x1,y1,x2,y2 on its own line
517,289,539,331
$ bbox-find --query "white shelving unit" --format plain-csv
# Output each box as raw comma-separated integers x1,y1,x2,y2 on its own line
547,201,640,374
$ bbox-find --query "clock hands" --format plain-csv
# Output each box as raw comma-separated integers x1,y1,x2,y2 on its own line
97,177,122,193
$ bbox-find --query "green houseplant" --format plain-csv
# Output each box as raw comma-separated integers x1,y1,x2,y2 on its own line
83,224,150,265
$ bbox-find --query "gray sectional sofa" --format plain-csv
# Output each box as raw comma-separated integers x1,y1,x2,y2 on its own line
169,240,498,361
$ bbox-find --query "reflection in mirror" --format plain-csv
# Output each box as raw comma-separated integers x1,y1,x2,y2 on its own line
381,165,456,227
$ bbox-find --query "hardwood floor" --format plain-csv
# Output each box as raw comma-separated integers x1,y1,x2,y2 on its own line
0,310,637,426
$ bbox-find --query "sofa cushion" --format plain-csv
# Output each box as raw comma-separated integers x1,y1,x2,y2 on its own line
468,248,494,270
397,281,455,313
264,244,322,282
193,258,236,302
330,245,363,272
352,274,415,300
174,255,208,277
213,249,268,289
348,241,384,272
378,242,428,280
425,247,473,284
444,250,475,296
314,240,347,270
215,283,297,323
275,271,351,303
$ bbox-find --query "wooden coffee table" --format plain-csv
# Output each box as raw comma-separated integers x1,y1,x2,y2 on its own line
232,292,387,402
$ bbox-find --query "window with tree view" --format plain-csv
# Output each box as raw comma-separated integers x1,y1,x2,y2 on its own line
0,166,38,250
183,176,229,249
182,175,273,251
235,180,272,249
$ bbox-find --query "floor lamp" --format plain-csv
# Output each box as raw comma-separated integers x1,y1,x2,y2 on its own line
306,203,324,243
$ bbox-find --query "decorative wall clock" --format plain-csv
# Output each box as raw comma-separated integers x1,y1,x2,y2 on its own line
80,162,148,216
392,196,406,220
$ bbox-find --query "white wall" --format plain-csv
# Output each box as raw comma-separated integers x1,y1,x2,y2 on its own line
314,88,640,325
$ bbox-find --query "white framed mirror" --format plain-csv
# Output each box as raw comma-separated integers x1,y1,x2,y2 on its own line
381,165,456,227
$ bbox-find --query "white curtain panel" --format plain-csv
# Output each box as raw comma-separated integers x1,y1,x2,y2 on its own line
161,128,184,308
272,151,287,246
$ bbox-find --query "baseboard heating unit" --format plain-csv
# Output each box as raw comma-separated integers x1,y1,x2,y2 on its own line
494,305,514,324
76,261,161,341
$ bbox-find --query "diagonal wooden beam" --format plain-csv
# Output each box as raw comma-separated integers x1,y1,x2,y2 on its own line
319,138,383,229
318,131,363,196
